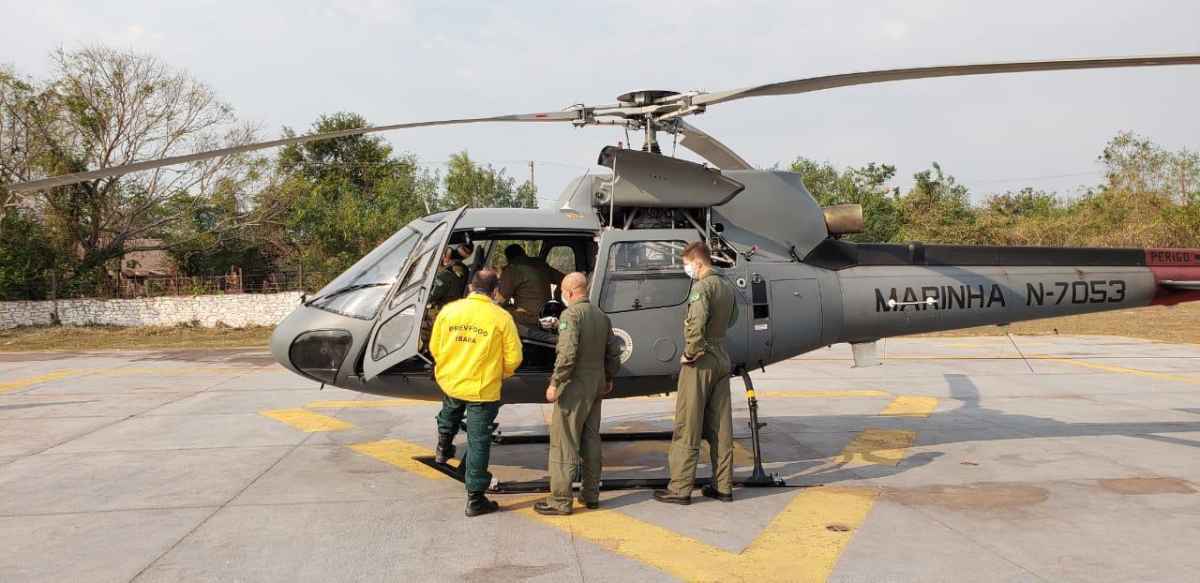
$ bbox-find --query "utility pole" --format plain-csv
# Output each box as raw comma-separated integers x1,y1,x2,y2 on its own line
528,160,535,187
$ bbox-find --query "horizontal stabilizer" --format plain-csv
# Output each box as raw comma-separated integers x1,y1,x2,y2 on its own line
1162,280,1200,291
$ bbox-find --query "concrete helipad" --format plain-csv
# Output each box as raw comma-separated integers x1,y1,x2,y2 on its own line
1,335,1198,582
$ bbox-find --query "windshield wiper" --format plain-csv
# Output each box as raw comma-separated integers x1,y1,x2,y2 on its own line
306,282,391,305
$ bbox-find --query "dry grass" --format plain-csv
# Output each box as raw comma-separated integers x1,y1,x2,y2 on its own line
918,301,1200,344
0,324,274,352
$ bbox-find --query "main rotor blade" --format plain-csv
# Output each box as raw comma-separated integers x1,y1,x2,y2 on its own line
8,111,579,193
674,121,753,170
693,54,1200,106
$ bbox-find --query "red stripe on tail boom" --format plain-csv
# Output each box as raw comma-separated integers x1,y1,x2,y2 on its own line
1146,248,1200,306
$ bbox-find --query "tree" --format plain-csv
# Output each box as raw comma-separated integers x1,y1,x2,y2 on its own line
0,47,259,289
897,162,980,243
0,65,35,213
262,112,438,284
984,187,1062,218
166,174,275,276
1100,131,1200,203
789,158,902,242
0,210,60,300
442,151,537,210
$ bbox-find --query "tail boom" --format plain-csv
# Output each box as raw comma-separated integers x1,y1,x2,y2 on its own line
827,245,1200,341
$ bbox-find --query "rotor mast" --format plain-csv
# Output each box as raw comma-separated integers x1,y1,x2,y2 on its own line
610,90,692,154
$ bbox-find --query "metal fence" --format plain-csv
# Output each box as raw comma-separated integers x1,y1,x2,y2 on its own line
1,271,325,301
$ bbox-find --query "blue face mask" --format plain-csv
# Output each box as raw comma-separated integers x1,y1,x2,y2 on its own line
684,262,698,280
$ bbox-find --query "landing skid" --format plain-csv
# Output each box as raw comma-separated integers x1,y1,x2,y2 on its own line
425,368,788,493
414,456,802,494
491,429,674,445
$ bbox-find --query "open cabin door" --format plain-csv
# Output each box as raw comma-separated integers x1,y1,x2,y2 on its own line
362,207,466,380
592,229,701,377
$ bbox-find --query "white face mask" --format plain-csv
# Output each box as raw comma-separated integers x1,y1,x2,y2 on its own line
683,262,698,280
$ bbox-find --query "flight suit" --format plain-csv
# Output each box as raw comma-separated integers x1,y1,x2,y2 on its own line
498,256,562,327
429,260,467,307
545,298,621,512
666,270,739,496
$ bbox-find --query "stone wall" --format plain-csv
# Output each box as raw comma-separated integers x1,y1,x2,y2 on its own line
0,291,304,330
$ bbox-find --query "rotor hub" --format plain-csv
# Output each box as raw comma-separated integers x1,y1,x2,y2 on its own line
616,90,680,106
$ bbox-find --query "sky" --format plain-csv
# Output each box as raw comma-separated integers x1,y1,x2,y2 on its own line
3,0,1199,205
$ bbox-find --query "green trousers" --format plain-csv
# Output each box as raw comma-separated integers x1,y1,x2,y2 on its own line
667,353,734,496
435,396,501,493
546,377,603,512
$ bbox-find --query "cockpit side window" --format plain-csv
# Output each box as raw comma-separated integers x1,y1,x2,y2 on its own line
599,240,691,312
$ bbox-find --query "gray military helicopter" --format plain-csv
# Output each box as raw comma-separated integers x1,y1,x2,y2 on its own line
12,55,1200,487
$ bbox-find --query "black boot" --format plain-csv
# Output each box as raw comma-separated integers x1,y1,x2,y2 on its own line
465,492,500,517
701,485,733,503
435,433,456,464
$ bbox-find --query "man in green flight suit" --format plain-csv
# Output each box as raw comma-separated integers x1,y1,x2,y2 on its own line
429,246,468,308
655,241,739,505
496,244,564,327
534,272,621,515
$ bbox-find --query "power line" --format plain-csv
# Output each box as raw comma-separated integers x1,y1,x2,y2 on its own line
962,170,1103,185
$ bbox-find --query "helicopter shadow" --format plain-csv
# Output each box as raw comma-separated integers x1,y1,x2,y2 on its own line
483,372,1200,493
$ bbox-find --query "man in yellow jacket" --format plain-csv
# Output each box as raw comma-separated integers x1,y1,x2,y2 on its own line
430,267,523,517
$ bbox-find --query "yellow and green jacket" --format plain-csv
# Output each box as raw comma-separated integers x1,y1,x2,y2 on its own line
430,293,523,402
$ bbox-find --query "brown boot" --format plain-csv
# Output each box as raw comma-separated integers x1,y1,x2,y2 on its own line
653,489,691,505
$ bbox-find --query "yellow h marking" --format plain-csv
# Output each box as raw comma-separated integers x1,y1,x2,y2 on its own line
344,392,941,581
0,370,80,394
880,396,939,417
305,399,426,409
838,428,918,466
1046,358,1200,384
260,408,352,432
521,487,878,583
349,439,452,481
755,389,891,399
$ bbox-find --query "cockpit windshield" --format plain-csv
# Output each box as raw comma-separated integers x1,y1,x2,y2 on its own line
309,226,421,319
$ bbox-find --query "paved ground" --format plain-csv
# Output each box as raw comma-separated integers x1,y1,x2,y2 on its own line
1,335,1198,582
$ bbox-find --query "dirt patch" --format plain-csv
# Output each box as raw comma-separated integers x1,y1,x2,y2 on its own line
1098,477,1196,495
462,563,566,582
602,441,670,469
886,482,1049,511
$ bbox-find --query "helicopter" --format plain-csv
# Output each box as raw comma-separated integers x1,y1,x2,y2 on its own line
10,55,1200,485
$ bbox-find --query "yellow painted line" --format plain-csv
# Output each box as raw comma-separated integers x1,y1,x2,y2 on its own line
881,354,1045,360
880,396,939,418
260,408,353,432
305,399,428,409
521,487,877,583
349,439,452,481
346,426,912,582
757,389,890,399
1044,358,1200,384
0,370,81,394
837,428,917,466
636,389,892,400
91,366,250,376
